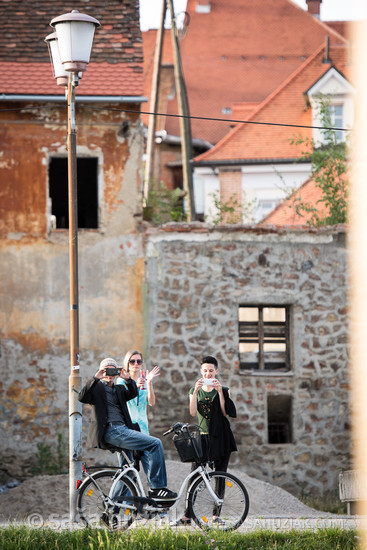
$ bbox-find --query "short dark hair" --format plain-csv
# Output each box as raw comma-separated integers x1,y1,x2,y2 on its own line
201,355,218,368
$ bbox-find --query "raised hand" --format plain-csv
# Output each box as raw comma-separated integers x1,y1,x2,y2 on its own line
146,365,160,383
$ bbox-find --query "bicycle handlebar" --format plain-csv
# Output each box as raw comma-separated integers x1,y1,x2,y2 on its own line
163,422,186,436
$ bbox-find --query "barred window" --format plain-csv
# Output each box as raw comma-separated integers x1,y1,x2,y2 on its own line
238,305,291,371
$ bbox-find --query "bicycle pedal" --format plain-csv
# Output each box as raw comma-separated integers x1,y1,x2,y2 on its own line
150,499,175,509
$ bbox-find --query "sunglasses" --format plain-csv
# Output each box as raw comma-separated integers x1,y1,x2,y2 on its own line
129,359,143,365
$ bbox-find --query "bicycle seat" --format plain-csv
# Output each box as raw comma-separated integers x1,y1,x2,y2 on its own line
108,445,123,453
103,441,127,454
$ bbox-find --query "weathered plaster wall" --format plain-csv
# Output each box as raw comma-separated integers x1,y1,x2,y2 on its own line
0,101,142,238
143,224,350,496
0,100,146,478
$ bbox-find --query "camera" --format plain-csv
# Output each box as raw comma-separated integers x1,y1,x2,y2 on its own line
203,378,216,386
105,367,121,376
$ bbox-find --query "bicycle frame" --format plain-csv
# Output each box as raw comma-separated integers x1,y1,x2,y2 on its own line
80,458,223,517
110,463,222,511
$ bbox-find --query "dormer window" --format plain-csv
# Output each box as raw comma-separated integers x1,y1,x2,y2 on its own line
306,67,355,146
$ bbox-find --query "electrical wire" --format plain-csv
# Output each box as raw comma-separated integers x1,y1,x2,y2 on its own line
0,103,352,132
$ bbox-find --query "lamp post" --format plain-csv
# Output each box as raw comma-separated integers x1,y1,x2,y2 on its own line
46,9,100,522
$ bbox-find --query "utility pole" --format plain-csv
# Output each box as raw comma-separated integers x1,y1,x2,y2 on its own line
167,0,195,221
143,0,167,205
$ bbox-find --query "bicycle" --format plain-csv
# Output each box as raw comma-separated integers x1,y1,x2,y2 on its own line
77,422,249,531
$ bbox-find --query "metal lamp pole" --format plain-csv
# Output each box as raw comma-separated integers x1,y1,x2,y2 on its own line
66,70,81,523
47,9,100,522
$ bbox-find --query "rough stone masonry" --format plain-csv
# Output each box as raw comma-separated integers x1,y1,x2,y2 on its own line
142,223,350,497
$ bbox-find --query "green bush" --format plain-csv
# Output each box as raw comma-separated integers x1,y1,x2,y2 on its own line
31,433,67,476
143,182,186,225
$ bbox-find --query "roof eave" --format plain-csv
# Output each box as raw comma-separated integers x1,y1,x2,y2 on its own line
0,94,148,103
193,158,310,167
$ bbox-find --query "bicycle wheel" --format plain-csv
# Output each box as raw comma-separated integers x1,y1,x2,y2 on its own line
188,471,249,531
77,470,138,530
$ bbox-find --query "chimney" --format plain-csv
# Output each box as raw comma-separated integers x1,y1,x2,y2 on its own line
196,0,211,14
306,0,322,18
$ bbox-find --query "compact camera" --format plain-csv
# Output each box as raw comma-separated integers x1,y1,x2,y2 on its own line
105,367,121,376
203,378,216,386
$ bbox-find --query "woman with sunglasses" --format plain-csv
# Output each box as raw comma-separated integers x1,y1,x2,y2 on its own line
116,349,160,435
115,350,160,476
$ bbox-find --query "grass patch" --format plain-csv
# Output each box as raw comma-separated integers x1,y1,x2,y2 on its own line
0,526,358,550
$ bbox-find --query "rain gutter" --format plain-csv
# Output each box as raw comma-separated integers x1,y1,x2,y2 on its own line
0,94,147,103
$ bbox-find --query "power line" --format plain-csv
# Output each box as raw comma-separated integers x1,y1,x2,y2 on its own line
0,103,352,132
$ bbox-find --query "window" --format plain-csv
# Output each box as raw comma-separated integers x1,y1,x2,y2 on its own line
49,157,98,229
267,395,292,444
238,305,290,371
328,104,343,142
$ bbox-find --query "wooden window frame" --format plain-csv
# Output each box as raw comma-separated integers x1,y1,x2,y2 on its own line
238,305,291,372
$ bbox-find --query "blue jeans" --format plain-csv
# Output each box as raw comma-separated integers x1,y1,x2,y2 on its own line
117,450,150,482
104,424,167,489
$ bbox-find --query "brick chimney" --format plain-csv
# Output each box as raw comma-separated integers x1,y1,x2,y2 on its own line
196,0,211,14
306,0,322,18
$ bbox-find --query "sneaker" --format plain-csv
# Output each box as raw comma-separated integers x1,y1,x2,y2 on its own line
212,516,225,525
148,487,177,500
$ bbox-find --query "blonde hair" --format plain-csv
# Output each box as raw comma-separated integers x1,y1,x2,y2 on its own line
123,349,143,372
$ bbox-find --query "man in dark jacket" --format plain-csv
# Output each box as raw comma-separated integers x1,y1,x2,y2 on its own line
78,357,177,500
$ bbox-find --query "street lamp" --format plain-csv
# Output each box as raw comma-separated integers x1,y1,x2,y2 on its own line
47,9,100,523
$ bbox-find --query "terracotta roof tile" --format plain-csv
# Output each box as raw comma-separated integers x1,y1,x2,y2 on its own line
142,0,347,144
0,62,144,97
258,177,324,225
259,169,349,226
194,43,351,163
0,0,143,97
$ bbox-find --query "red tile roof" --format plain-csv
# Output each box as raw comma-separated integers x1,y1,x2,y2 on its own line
194,43,351,163
0,62,144,97
259,177,325,225
0,0,144,98
260,168,350,226
142,0,347,144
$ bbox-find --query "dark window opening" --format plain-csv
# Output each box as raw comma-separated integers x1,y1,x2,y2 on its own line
267,395,292,444
49,157,98,229
238,305,291,371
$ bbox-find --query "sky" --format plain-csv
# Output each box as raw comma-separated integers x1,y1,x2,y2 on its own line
139,0,367,31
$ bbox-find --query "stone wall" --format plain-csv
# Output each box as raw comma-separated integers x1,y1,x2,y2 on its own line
0,221,350,498
143,224,350,496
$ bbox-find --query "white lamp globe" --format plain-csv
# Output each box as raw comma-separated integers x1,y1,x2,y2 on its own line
50,9,101,72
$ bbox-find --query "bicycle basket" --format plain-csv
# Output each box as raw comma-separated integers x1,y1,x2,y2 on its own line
172,424,202,463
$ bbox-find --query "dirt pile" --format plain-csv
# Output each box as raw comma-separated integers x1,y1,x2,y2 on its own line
0,459,330,524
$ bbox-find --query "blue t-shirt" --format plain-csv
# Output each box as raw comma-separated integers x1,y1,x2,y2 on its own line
116,378,149,434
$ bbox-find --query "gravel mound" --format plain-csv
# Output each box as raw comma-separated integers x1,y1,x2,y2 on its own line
0,459,332,524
